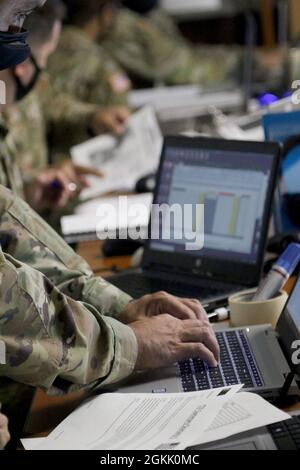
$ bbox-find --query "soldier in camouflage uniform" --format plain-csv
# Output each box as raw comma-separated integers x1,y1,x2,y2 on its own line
5,1,131,177
47,0,131,111
102,4,243,87
4,72,128,177
0,0,219,405
0,61,98,215
0,183,219,393
2,4,130,215
101,2,284,89
48,27,131,108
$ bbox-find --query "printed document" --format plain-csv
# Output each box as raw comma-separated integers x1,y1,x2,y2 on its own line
33,386,241,451
71,107,163,200
190,392,290,447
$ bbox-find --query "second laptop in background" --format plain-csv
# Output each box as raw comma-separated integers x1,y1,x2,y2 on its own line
109,136,280,309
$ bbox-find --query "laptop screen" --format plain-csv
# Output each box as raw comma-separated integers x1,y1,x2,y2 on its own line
277,275,300,375
150,142,275,265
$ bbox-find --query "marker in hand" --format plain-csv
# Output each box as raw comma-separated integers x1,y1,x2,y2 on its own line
49,180,77,193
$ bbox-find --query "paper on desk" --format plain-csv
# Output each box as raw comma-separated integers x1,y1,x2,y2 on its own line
21,438,46,450
71,107,163,200
191,392,291,448
61,193,153,241
213,111,264,142
33,386,241,451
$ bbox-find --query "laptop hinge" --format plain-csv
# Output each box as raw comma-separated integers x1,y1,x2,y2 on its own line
144,263,247,285
276,369,298,406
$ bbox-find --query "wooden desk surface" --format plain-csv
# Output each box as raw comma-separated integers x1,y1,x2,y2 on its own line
22,240,300,443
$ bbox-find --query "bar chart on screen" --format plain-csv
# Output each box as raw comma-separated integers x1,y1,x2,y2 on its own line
168,163,268,255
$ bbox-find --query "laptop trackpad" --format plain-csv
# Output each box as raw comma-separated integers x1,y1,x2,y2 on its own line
118,366,180,394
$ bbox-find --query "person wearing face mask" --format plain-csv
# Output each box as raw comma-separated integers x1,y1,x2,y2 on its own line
1,1,131,215
0,0,220,414
0,1,85,210
0,0,46,450
47,0,132,114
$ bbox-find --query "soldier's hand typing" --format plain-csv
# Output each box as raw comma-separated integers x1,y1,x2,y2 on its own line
130,314,220,370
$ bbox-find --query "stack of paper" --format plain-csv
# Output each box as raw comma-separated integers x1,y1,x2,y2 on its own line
22,386,290,451
61,193,153,243
71,107,163,201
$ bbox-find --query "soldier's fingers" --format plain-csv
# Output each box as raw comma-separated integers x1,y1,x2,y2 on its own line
53,171,73,198
176,343,218,368
115,106,131,122
105,113,126,135
180,328,220,363
180,299,209,323
74,165,104,178
151,292,199,320
77,175,90,189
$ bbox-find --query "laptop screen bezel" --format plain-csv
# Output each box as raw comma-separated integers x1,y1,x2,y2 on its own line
142,136,281,286
277,273,300,377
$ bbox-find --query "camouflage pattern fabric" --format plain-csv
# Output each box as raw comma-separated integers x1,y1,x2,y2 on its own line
48,26,131,108
4,89,48,177
0,184,135,395
102,9,243,86
4,73,100,172
0,117,25,199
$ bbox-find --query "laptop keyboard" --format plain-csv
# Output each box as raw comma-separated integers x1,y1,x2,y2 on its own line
268,416,300,450
179,330,264,392
110,273,238,300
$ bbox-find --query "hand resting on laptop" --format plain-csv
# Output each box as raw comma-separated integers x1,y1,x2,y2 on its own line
119,292,220,370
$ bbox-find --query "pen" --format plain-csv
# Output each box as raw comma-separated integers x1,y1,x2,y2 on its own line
49,180,78,192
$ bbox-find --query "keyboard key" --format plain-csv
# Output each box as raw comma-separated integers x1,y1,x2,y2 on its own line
273,437,298,450
179,330,263,392
268,419,300,450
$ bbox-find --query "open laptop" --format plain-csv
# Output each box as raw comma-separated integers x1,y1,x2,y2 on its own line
118,271,300,402
197,410,300,450
109,136,280,309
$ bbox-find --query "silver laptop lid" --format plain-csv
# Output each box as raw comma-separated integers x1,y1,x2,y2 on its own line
143,137,280,286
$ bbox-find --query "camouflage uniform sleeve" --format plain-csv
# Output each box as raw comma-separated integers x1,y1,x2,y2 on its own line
38,74,98,135
0,185,132,319
0,247,137,394
48,28,131,108
0,121,25,199
4,90,49,177
104,9,242,86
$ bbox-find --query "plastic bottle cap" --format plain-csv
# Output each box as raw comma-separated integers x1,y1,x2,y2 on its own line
277,243,300,275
